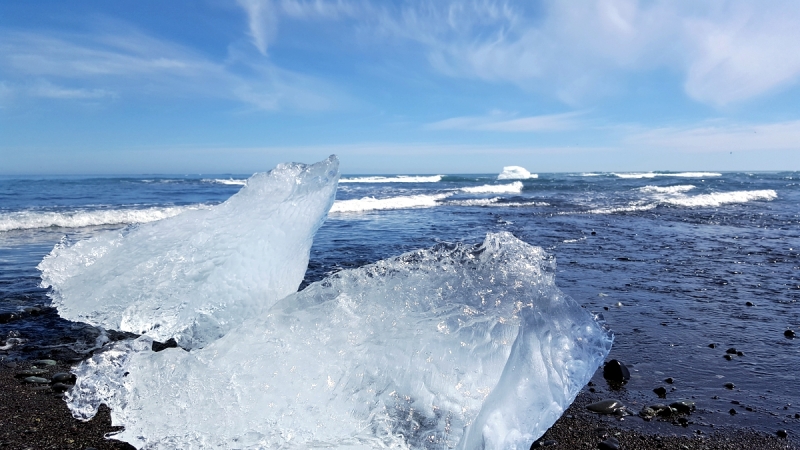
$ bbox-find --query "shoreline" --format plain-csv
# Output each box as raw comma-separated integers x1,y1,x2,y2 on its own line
0,359,795,450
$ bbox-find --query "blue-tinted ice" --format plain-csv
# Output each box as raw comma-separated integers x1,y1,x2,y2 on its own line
65,231,612,449
39,156,339,348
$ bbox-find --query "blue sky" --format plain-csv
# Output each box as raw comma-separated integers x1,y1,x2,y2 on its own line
1,0,800,174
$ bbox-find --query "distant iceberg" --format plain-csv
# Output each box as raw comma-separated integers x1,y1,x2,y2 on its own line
39,156,340,349
66,232,612,449
497,166,538,180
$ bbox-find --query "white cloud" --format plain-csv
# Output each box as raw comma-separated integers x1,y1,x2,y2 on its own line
426,111,582,132
30,80,116,100
625,120,800,152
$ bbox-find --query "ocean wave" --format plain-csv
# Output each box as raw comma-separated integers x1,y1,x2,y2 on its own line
662,189,777,207
0,206,205,232
446,198,502,206
460,182,523,194
613,172,722,179
204,178,247,186
586,204,658,214
339,175,443,183
638,185,696,194
330,193,453,213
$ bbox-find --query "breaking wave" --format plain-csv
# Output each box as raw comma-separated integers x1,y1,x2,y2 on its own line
638,185,696,194
613,172,722,179
662,189,777,207
340,175,443,183
461,182,523,194
204,178,247,186
330,193,453,213
0,206,206,232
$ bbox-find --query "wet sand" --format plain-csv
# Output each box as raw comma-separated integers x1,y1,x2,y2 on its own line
0,361,795,450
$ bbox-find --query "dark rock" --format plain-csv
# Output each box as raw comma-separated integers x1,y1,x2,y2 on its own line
653,386,667,398
32,359,57,366
152,338,178,352
795,413,800,419
664,377,674,384
15,369,48,377
603,359,630,384
51,372,76,384
657,406,678,418
777,430,788,439
587,399,627,415
724,382,735,389
785,329,796,338
736,351,744,356
726,347,737,354
669,400,696,414
745,301,754,306
51,382,71,393
530,438,558,448
724,354,734,361
591,231,596,235
23,376,49,384
729,408,737,415
708,343,717,349
638,407,656,420
598,437,620,450
0,312,18,324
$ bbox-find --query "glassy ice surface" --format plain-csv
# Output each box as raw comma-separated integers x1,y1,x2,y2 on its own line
67,232,611,449
38,156,339,348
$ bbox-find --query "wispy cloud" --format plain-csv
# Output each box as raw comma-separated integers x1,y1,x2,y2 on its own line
426,111,583,132
0,26,340,111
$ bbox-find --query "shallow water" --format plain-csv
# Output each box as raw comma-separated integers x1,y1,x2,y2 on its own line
1,170,798,438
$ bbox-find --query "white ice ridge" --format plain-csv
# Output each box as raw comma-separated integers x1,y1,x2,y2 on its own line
38,156,340,348
497,166,538,180
340,175,444,183
0,205,207,232
66,232,612,450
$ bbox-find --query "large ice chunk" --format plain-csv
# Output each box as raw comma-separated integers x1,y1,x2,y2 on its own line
67,232,612,449
38,156,340,348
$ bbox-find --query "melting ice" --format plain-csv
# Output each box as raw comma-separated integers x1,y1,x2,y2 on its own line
66,233,611,449
39,156,339,348
42,156,611,449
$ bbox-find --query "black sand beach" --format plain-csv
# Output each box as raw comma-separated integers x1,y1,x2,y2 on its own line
1,360,795,450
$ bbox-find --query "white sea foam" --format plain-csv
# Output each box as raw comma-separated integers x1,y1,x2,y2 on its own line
461,181,523,194
330,193,452,213
446,198,502,206
662,189,777,207
497,166,537,180
638,185,696,194
205,178,247,186
39,156,339,348
65,232,612,450
613,172,722,179
586,204,658,214
340,175,443,183
0,206,205,232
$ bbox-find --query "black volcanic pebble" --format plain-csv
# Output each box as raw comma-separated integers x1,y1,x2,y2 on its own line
724,382,735,389
51,382,71,393
795,413,800,419
0,312,18,324
653,386,667,398
777,430,788,439
602,359,630,383
729,408,737,415
736,351,744,356
664,377,674,384
708,343,717,349
726,347,737,354
785,329,796,338
591,231,597,235
724,354,734,361
530,438,558,448
745,301,755,306
598,437,620,450
152,338,178,352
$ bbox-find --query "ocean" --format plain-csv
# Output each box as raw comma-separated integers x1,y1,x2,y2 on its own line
1,168,798,439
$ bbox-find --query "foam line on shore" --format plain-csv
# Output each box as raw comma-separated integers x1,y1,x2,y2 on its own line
0,206,206,232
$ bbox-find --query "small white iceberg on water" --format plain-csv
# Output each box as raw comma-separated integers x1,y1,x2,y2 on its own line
497,166,538,180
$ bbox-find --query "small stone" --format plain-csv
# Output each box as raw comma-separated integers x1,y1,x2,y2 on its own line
530,438,558,448
729,408,737,415
777,430,788,439
669,400,696,414
33,359,57,366
603,359,630,384
23,376,49,384
726,347,737,354
708,343,717,349
724,354,734,361
785,329,796,338
598,437,620,450
51,372,76,384
51,383,71,393
745,301,754,306
591,231,597,235
724,382,735,389
664,377,674,384
736,351,744,356
638,407,656,420
653,386,667,398
794,413,800,419
587,399,627,415
15,369,48,377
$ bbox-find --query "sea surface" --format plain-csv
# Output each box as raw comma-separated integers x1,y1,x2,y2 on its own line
1,170,798,437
